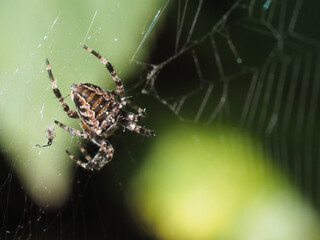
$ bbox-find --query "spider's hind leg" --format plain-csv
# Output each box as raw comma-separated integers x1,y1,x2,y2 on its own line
66,139,114,170
77,141,92,161
66,150,91,170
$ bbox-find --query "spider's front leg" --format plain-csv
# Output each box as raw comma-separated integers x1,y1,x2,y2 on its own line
120,119,155,137
125,99,146,121
121,111,144,123
66,138,114,170
46,59,79,118
81,44,125,97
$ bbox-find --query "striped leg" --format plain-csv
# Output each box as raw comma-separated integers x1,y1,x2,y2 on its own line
46,58,78,118
54,120,88,138
126,99,146,120
122,111,143,123
120,119,155,137
78,141,92,161
81,44,124,97
94,140,114,170
66,139,114,170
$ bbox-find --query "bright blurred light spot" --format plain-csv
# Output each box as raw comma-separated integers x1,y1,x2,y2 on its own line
127,125,320,239
231,192,320,240
263,0,272,10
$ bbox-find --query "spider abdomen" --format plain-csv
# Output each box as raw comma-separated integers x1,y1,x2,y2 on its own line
71,83,121,135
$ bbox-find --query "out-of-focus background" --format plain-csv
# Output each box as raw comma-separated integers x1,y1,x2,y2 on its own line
0,0,319,239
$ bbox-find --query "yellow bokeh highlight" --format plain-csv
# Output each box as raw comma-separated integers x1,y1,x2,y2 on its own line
127,124,320,240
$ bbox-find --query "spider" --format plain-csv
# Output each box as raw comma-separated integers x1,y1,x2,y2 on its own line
46,44,155,170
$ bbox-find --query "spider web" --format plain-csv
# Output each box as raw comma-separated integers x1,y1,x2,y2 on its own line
0,0,319,239
139,0,320,204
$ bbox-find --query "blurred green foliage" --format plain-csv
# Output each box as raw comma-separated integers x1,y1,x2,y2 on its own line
0,0,163,206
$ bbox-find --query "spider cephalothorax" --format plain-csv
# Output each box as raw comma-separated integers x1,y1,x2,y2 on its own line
46,44,155,170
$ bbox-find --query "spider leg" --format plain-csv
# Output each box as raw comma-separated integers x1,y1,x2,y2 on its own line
46,59,79,118
66,139,114,170
92,140,114,170
101,122,118,138
77,141,92,161
120,119,155,137
81,45,124,97
66,150,90,169
121,111,143,123
125,99,146,120
54,120,88,138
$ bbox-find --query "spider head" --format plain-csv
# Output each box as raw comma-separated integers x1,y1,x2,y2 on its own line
71,83,80,91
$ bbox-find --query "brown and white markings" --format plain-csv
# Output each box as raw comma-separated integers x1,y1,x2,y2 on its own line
46,44,155,170
36,125,55,148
